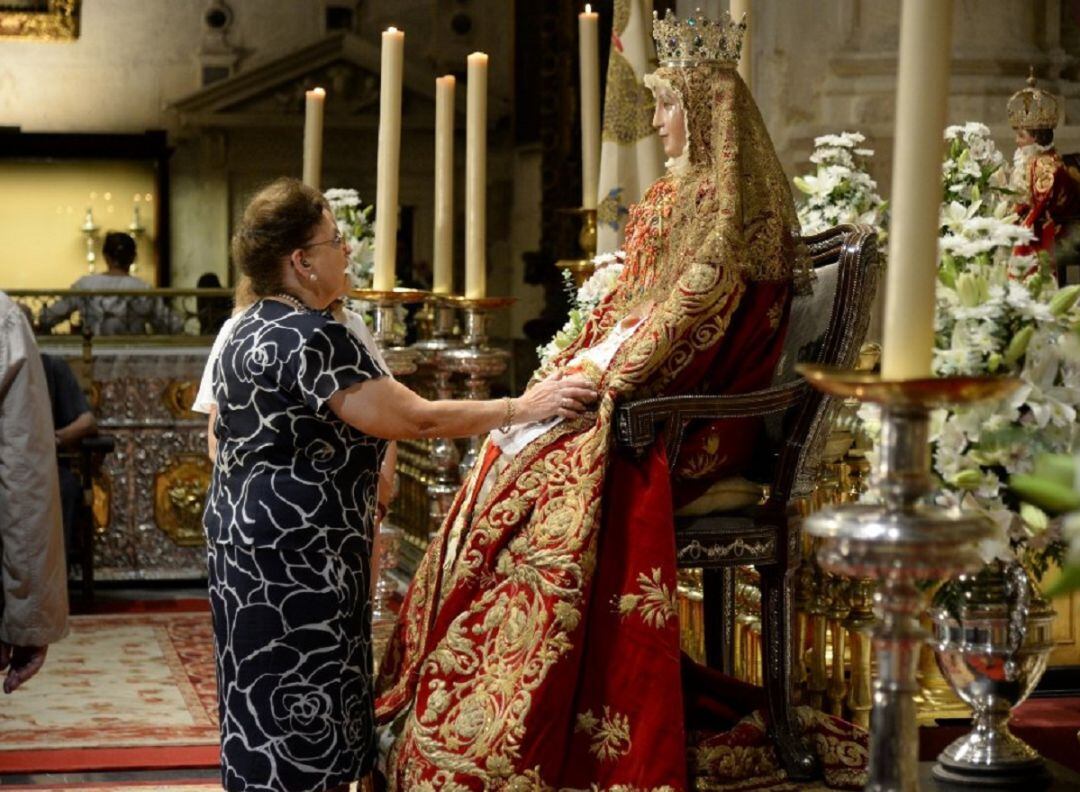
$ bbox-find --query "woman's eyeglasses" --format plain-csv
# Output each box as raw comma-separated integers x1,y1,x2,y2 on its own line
302,229,344,249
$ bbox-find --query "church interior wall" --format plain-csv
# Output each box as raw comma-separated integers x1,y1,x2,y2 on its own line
0,0,519,310
3,0,1079,328
0,159,158,288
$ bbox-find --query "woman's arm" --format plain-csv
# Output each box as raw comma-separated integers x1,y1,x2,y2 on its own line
54,412,97,449
206,406,218,461
327,375,596,442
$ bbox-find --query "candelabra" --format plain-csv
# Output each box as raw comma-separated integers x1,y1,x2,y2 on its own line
438,296,515,479
411,295,463,535
80,207,100,272
350,288,426,377
351,288,427,649
555,207,598,288
800,364,1018,792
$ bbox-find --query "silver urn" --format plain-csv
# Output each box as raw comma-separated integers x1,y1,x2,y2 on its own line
930,560,1056,786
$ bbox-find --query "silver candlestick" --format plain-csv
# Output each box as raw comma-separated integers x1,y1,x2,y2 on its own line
799,365,1020,792
350,288,427,377
438,296,516,480
412,296,463,536
350,288,427,650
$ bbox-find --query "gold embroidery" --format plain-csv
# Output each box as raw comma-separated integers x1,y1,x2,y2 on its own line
1032,152,1060,198
379,52,802,791
576,706,633,761
767,300,783,330
602,48,658,145
615,567,678,629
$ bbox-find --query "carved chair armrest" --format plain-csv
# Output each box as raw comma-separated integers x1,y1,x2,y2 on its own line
81,435,116,455
614,380,808,461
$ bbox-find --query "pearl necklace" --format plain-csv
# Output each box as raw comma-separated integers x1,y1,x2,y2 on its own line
273,292,309,312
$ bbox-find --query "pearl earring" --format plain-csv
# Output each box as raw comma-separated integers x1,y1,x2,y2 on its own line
309,273,317,281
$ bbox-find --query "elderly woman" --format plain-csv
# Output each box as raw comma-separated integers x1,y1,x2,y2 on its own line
204,178,595,792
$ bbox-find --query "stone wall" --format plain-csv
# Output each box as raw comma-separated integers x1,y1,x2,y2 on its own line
5,0,1080,329
0,0,517,302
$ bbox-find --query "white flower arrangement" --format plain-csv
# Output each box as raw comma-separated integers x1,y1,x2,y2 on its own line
536,252,626,368
859,123,1080,576
324,188,376,288
793,131,888,238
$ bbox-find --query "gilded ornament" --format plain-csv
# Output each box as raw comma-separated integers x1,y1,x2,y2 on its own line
153,453,212,547
162,379,200,419
1007,68,1059,131
602,51,658,145
0,0,80,41
92,469,111,534
652,8,745,67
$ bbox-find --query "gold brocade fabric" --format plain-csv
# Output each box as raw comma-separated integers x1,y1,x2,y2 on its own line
374,63,801,791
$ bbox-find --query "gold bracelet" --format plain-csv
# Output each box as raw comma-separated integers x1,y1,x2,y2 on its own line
500,397,514,432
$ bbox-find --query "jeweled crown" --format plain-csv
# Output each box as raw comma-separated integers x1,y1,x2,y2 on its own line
652,8,745,68
1007,68,1060,131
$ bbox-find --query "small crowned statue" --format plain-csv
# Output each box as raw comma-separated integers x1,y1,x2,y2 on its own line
1008,68,1080,258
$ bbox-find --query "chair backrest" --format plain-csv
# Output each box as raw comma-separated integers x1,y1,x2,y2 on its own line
771,224,879,499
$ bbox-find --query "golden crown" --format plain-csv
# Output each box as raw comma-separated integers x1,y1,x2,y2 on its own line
1007,68,1060,131
652,8,745,68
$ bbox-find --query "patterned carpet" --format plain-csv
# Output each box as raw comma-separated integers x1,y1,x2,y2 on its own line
0,612,218,772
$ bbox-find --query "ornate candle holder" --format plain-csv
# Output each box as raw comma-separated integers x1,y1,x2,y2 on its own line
798,365,1020,792
350,288,427,377
411,295,464,535
80,207,100,272
438,296,516,479
350,287,427,647
555,207,598,288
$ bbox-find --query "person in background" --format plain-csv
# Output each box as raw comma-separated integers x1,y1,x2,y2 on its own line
40,353,97,553
0,291,69,694
196,272,232,335
39,231,182,335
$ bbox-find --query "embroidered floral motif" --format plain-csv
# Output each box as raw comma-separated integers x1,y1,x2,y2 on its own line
615,567,678,629
1032,152,1059,197
767,300,783,330
376,60,804,791
576,706,633,761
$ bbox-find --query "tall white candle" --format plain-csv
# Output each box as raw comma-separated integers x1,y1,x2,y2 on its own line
465,52,488,299
579,4,600,210
302,87,325,188
434,75,456,295
881,0,953,379
730,0,751,89
374,27,405,292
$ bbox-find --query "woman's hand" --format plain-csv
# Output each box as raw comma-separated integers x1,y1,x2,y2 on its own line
514,374,598,424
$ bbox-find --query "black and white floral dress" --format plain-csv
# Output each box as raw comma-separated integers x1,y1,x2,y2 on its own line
203,299,387,792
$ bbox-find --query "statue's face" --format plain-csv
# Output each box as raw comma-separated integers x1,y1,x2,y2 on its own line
652,86,686,159
1015,128,1035,147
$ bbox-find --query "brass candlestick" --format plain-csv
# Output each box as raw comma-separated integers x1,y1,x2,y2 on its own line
555,207,598,288
437,296,516,479
350,288,427,377
799,364,1020,792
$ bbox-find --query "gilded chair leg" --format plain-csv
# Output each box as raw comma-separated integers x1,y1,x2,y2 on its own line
702,567,735,675
759,565,818,781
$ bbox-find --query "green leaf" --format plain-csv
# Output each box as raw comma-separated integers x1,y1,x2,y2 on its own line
1043,564,1080,598
1032,454,1078,489
1010,473,1080,514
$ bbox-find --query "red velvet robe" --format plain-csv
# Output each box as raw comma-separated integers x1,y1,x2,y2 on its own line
1015,149,1080,258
